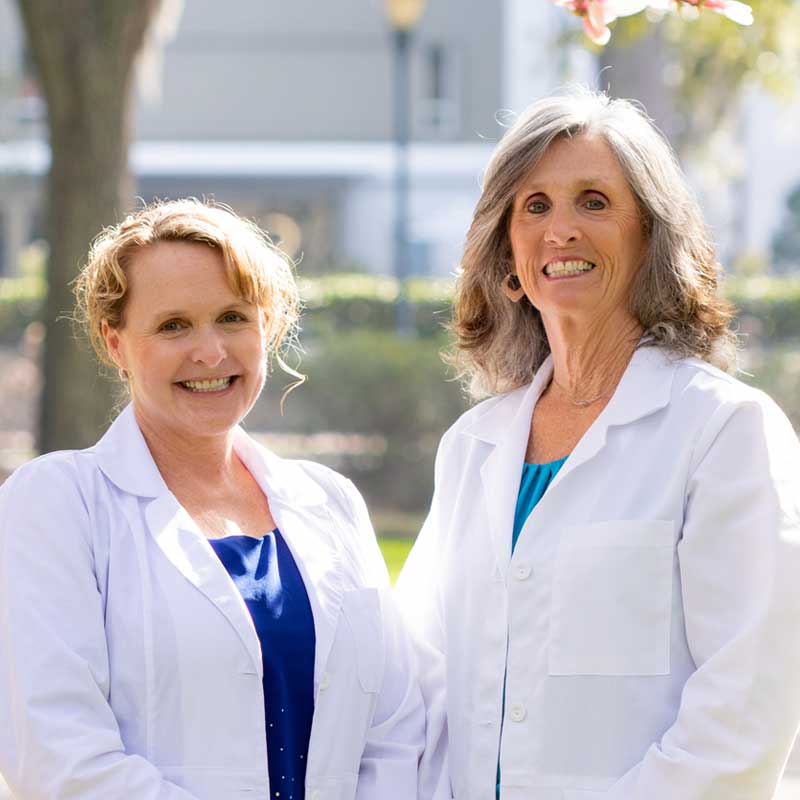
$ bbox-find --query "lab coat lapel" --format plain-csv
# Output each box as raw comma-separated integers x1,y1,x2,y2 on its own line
95,404,264,678
234,432,344,692
144,493,264,678
468,360,554,579
462,347,676,574
546,345,677,493
269,500,344,693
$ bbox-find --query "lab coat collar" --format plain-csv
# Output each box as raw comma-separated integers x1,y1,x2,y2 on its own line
94,404,335,680
463,345,676,577
93,403,328,508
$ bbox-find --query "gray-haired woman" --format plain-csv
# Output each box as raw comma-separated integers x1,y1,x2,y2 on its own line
397,87,800,800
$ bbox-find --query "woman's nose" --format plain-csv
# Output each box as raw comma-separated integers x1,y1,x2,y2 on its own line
544,206,582,247
191,327,227,367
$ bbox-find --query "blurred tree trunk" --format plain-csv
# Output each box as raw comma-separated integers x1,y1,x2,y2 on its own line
15,0,163,451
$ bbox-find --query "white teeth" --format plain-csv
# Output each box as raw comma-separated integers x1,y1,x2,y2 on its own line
181,377,233,392
544,260,596,277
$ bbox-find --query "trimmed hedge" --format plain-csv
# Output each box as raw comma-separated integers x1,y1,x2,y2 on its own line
2,270,800,344
247,330,468,511
2,270,799,517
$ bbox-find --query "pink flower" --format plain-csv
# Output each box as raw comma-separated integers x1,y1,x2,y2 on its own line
647,0,753,25
554,0,649,45
552,0,754,44
675,0,753,24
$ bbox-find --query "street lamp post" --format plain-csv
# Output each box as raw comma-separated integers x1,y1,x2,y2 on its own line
385,0,426,335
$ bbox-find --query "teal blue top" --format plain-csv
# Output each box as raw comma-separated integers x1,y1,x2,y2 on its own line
512,456,569,551
498,455,569,799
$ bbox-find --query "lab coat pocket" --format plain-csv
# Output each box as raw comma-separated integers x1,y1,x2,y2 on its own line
548,520,674,676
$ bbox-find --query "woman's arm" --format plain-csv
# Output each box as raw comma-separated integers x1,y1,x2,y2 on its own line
338,476,452,800
0,458,198,800
606,398,800,800
394,439,453,800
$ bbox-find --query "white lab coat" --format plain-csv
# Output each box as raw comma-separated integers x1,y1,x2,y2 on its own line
0,404,426,800
397,345,800,800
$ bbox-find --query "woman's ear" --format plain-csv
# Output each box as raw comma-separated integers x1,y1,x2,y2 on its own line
101,319,125,371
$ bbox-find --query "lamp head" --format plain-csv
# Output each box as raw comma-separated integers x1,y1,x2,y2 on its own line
385,0,426,30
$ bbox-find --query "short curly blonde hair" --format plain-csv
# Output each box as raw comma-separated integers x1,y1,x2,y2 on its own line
74,198,301,382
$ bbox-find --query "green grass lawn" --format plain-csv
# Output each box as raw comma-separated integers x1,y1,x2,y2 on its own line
377,537,414,584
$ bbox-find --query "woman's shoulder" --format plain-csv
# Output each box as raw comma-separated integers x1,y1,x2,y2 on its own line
672,355,787,417
0,447,107,554
669,354,798,453
0,446,98,504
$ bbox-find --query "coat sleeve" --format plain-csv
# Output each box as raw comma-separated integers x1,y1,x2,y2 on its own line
394,437,453,800
0,458,198,800
333,477,430,800
606,398,800,800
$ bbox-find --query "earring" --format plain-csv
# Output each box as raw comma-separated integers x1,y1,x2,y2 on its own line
501,273,526,302
118,368,128,382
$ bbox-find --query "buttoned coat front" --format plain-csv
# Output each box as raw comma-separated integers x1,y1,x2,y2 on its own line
0,405,425,800
397,346,800,800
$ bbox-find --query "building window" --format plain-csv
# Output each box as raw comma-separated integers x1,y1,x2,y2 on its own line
416,42,460,139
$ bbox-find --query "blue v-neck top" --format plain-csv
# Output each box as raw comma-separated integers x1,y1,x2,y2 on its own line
209,529,315,800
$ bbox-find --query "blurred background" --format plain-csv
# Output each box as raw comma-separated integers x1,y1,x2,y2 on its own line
0,0,799,794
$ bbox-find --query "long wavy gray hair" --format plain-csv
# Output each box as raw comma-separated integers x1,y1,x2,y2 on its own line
449,85,736,399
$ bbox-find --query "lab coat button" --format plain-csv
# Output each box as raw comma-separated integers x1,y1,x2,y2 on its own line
509,703,527,722
320,671,331,690
514,562,532,581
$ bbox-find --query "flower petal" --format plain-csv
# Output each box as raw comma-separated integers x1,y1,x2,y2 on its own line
717,0,754,25
608,0,651,17
583,13,612,43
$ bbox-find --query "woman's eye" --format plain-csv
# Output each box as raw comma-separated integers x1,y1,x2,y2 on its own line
160,320,185,333
526,199,549,214
585,197,607,210
221,312,245,323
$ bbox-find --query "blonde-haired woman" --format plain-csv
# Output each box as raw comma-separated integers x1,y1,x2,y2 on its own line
397,88,800,799
0,199,427,800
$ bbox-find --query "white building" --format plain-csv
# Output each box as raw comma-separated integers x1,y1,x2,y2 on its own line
0,1,798,277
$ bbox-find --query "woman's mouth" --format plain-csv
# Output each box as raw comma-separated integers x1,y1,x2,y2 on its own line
543,260,596,278
177,376,237,393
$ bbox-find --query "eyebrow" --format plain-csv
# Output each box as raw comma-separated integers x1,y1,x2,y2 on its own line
524,178,612,194
151,301,251,320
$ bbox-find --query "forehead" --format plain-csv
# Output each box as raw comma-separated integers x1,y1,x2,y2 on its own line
124,240,242,314
519,133,633,194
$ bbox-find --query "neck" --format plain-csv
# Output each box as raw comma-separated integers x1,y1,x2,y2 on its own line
543,309,643,403
134,409,240,492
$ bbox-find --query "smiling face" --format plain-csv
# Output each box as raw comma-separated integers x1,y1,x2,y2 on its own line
508,133,647,332
102,240,267,444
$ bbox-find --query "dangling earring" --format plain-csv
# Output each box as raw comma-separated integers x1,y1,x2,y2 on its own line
501,273,526,302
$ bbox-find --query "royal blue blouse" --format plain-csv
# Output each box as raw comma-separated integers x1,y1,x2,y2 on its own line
209,530,315,800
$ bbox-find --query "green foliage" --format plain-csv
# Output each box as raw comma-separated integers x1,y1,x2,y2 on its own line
0,243,46,343
608,1,800,153
250,329,468,510
299,273,453,339
739,344,800,432
0,275,44,344
771,185,800,273
726,275,800,341
377,537,414,584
